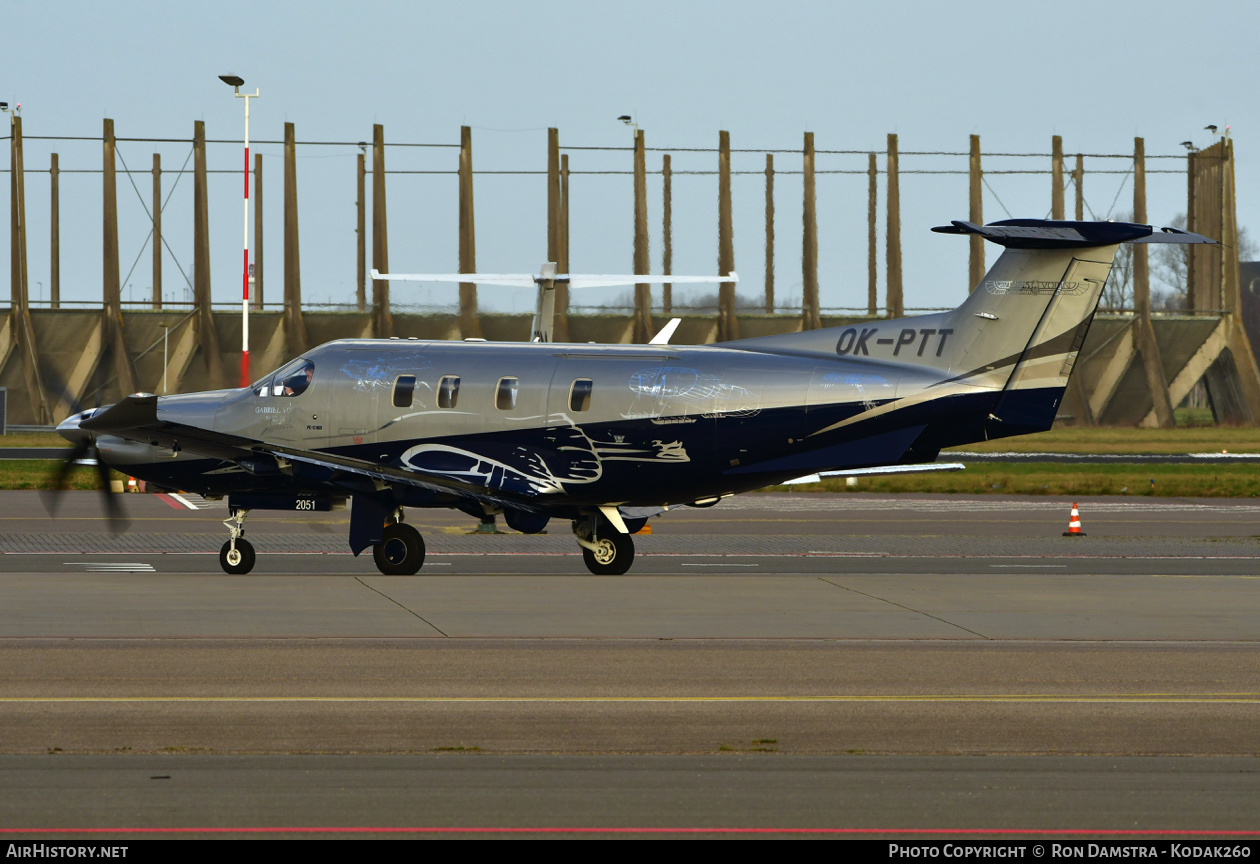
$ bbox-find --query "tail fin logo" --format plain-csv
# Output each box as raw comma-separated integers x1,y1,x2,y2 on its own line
986,279,1086,296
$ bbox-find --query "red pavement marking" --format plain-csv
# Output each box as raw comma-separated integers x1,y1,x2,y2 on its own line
0,827,1256,835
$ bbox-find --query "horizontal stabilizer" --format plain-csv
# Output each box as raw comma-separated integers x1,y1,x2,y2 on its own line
372,269,737,288
932,219,1216,249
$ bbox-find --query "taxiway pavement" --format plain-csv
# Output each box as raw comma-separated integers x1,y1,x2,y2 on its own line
1,491,1258,835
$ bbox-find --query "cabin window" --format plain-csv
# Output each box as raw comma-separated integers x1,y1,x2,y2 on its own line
569,378,593,412
393,375,416,408
438,375,460,409
271,359,315,397
495,377,518,410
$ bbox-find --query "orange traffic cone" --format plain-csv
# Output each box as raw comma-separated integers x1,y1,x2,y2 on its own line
1062,503,1086,537
126,477,138,493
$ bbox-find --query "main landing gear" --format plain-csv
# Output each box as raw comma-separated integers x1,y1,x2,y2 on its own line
573,516,635,576
219,509,256,575
217,504,427,576
373,512,426,576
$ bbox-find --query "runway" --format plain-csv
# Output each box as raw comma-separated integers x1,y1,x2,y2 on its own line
1,491,1258,836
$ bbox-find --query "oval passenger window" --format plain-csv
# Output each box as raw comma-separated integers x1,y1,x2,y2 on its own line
438,375,460,409
393,375,416,408
496,377,518,411
569,379,593,412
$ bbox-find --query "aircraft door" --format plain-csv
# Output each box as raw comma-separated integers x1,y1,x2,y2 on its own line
506,362,551,428
292,358,331,445
335,347,438,449
546,359,599,424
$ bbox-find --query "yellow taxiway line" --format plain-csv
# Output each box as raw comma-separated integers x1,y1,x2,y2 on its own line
0,694,1256,704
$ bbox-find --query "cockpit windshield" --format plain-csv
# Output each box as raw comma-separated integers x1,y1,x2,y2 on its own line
256,358,315,397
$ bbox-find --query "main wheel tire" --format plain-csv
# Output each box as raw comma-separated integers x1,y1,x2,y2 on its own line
219,538,256,575
373,523,425,575
581,531,635,576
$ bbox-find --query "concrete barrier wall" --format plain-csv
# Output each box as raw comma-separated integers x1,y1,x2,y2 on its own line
0,307,1245,427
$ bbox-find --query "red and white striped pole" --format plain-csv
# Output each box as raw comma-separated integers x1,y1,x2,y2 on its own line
240,91,253,387
221,75,259,388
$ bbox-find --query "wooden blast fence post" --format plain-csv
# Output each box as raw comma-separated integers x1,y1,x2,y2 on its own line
50,152,59,308
11,115,50,423
868,153,877,316
193,119,223,383
633,128,651,343
356,151,365,311
886,133,902,319
1074,153,1084,222
717,131,738,342
547,128,568,340
802,133,820,330
968,134,983,292
151,154,161,308
103,118,136,396
459,125,481,338
284,121,308,352
1133,138,1148,315
662,154,672,314
1051,135,1064,220
764,153,774,314
103,119,120,319
372,123,392,338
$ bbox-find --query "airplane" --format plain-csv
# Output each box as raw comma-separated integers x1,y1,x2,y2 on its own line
47,218,1214,576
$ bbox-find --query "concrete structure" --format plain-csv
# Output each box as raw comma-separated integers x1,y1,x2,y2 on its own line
4,123,1259,427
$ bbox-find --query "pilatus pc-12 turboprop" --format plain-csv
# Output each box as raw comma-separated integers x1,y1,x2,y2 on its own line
50,219,1212,576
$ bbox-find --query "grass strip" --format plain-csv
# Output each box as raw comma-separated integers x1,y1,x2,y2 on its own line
774,462,1260,498
0,461,125,491
946,426,1260,454
0,433,71,448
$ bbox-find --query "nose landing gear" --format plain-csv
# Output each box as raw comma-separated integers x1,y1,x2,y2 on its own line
219,509,256,575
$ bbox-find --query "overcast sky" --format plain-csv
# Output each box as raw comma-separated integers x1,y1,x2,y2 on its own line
4,0,1256,315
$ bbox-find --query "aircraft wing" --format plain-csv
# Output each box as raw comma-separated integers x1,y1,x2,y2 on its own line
370,271,537,287
80,394,545,512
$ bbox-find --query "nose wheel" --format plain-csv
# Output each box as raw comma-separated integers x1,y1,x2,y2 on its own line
219,537,256,575
219,508,255,574
373,522,425,575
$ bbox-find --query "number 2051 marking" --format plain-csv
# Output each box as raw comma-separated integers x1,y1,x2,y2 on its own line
294,499,316,510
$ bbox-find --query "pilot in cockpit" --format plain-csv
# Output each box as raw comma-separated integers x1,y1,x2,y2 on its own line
284,364,314,396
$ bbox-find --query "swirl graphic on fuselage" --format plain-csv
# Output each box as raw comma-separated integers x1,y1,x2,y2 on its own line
400,426,688,497
625,366,761,420
339,353,434,395
817,371,893,396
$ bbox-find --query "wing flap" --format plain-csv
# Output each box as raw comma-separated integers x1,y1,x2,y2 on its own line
782,462,965,485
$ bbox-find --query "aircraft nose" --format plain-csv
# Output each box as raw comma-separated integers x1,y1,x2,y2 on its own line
55,409,97,447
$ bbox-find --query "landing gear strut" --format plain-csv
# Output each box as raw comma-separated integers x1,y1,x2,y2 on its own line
219,508,255,575
373,511,425,575
573,516,635,576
